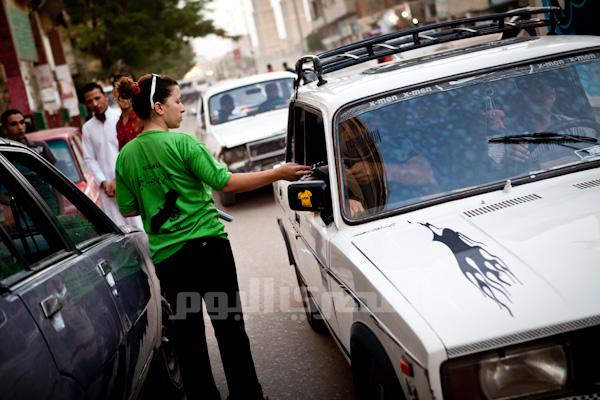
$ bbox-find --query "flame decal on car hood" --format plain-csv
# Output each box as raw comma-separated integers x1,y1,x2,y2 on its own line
413,222,522,316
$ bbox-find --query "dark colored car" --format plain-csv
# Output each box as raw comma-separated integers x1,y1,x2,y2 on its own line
0,138,182,399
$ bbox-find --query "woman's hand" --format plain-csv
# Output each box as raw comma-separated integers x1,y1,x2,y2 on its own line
222,163,313,194
276,163,313,181
389,156,437,185
348,198,365,217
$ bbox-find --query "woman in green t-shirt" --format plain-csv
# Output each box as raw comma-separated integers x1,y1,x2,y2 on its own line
114,74,310,400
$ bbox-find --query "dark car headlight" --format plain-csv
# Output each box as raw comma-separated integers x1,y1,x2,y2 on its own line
220,146,248,164
442,343,569,400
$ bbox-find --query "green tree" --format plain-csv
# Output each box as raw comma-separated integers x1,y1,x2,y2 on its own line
64,0,228,79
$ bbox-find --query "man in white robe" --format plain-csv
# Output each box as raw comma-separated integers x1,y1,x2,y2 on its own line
81,82,143,230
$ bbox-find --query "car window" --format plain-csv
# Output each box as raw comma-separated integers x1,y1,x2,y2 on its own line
46,139,82,183
0,171,64,281
291,106,327,166
337,52,600,220
2,150,115,248
208,78,294,124
0,233,21,281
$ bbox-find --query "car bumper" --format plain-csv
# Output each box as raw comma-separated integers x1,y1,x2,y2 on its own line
229,152,286,172
226,134,287,172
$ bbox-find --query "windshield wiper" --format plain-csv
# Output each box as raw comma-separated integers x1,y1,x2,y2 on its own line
488,132,598,144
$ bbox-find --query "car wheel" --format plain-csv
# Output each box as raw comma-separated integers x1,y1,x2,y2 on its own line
219,191,236,207
351,335,404,400
294,266,328,333
140,299,184,399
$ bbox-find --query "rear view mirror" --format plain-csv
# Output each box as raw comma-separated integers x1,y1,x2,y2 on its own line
287,180,329,212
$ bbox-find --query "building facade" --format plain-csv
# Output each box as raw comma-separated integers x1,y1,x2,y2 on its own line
251,0,312,72
306,0,528,53
0,0,79,129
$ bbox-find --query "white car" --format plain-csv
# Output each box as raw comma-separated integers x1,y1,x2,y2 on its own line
195,71,295,205
275,8,600,400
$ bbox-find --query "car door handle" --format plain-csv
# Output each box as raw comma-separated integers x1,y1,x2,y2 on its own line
97,260,112,276
97,260,118,295
41,294,63,319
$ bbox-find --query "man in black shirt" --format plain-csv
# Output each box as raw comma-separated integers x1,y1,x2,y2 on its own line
1,109,60,215
1,109,56,165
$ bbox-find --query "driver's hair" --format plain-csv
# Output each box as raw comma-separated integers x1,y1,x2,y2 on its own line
340,117,380,161
339,117,387,210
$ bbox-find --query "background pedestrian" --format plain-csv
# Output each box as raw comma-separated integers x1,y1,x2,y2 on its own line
113,75,144,149
81,82,143,229
1,109,55,164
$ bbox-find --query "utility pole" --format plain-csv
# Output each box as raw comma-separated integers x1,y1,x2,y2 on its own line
240,0,259,74
289,0,306,54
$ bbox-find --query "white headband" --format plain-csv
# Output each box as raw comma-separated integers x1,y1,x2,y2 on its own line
149,73,159,110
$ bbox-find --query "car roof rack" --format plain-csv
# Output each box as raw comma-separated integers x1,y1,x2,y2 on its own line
294,6,560,88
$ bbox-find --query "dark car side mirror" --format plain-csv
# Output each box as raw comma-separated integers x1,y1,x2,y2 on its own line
287,180,333,224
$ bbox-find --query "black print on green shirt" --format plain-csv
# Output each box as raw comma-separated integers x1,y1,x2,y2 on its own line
151,189,180,233
136,163,174,188
136,173,174,188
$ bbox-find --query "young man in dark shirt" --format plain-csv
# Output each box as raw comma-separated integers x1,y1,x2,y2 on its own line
1,109,60,215
1,109,56,165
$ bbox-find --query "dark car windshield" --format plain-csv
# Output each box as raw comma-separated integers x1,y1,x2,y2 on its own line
337,52,600,221
208,78,294,125
46,139,82,183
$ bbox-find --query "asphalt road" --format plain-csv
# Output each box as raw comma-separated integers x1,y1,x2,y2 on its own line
176,111,354,399
204,188,355,400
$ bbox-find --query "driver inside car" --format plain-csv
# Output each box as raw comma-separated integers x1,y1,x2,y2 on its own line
484,71,598,166
217,94,235,123
257,83,286,113
339,117,438,218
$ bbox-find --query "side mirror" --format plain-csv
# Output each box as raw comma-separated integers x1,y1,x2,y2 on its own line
288,180,328,212
287,180,333,224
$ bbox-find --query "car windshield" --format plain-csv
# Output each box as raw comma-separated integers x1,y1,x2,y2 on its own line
46,139,82,183
208,78,294,125
337,52,600,221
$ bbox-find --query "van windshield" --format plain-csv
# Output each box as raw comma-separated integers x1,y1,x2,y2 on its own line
208,78,294,125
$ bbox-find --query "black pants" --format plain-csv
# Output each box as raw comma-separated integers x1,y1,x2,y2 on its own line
156,237,263,400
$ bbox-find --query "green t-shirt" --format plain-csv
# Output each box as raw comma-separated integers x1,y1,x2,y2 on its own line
115,130,232,264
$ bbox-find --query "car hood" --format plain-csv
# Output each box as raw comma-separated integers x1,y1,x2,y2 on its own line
351,181,600,353
210,108,288,149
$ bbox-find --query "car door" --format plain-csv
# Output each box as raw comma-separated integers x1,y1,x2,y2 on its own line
0,174,80,398
80,231,159,398
278,105,337,325
0,147,156,399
